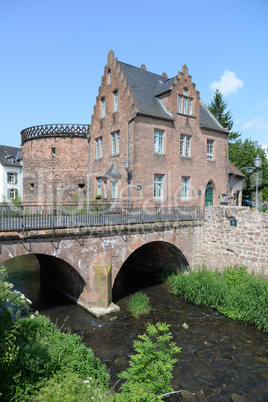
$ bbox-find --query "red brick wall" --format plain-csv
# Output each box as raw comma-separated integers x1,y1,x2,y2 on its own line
22,136,88,205
89,51,228,206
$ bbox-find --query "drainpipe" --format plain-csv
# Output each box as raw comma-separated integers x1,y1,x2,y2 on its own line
125,111,137,208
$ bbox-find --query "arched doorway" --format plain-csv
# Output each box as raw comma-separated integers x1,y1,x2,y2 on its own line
205,182,214,205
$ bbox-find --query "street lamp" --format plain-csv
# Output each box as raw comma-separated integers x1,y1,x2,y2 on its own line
124,160,130,208
253,154,262,208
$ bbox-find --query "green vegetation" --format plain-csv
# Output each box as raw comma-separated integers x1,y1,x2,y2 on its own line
0,267,111,401
116,322,180,401
128,291,151,318
168,264,268,332
1,268,180,401
208,90,268,202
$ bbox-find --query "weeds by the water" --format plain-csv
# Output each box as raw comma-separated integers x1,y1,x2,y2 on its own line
128,291,151,318
167,264,268,332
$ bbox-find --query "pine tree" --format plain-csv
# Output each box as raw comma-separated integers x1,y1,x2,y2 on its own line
208,89,241,142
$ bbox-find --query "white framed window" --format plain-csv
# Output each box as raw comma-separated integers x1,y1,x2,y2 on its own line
108,69,111,85
116,131,120,154
111,131,120,155
114,90,118,112
186,136,191,157
99,137,103,158
95,137,103,159
111,133,115,155
101,98,105,118
154,129,164,154
189,98,193,115
111,181,118,198
154,174,164,199
95,139,99,159
7,188,16,200
180,135,185,156
180,135,191,157
97,178,102,196
7,172,17,184
183,88,188,96
181,177,190,199
178,95,182,114
183,97,187,115
207,140,214,160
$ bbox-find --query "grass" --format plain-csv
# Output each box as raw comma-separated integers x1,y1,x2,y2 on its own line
128,291,151,318
167,264,268,332
0,314,111,401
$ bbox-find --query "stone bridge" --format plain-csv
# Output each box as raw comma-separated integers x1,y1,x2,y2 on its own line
0,206,267,316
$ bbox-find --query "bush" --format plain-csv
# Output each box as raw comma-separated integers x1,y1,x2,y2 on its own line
128,292,151,318
0,270,111,401
116,322,180,401
168,264,268,331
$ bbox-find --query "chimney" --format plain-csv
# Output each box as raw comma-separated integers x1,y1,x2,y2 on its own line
162,72,167,78
141,64,146,70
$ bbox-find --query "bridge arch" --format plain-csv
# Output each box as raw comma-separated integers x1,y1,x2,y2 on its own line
112,240,189,302
2,252,86,308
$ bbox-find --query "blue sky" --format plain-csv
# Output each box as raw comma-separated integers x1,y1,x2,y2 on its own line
1,0,268,148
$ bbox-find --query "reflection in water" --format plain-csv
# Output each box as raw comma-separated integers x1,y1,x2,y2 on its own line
3,255,268,401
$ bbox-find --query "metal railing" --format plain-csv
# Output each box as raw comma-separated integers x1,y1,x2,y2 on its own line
0,205,205,232
21,124,90,143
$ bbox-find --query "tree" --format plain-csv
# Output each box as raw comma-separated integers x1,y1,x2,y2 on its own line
229,139,268,202
208,89,241,142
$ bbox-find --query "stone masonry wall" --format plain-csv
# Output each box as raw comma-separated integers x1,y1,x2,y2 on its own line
193,206,268,275
23,136,88,205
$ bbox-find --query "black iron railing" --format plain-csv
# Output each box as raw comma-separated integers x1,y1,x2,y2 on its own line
21,124,90,143
0,205,204,232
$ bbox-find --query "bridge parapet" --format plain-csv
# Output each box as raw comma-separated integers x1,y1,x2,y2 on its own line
0,205,205,232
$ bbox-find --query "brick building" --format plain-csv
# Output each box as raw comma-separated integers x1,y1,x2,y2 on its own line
0,145,23,202
21,51,230,207
21,124,89,205
89,50,229,206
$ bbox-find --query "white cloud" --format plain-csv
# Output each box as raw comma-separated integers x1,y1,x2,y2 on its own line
242,117,268,130
210,70,244,95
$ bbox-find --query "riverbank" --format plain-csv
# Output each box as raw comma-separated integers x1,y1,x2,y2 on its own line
167,264,268,332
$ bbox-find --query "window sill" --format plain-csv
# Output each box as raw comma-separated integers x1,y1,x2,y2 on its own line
110,154,120,158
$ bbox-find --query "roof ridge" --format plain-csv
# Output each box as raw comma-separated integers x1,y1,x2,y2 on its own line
118,60,171,80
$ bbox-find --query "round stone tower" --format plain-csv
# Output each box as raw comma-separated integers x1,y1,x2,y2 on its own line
21,124,90,206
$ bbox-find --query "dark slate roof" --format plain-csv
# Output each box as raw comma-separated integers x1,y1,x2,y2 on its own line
118,61,228,133
118,62,174,120
102,165,121,180
0,145,22,167
199,100,229,133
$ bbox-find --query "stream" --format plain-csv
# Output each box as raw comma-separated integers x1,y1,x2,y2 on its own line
3,254,268,401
